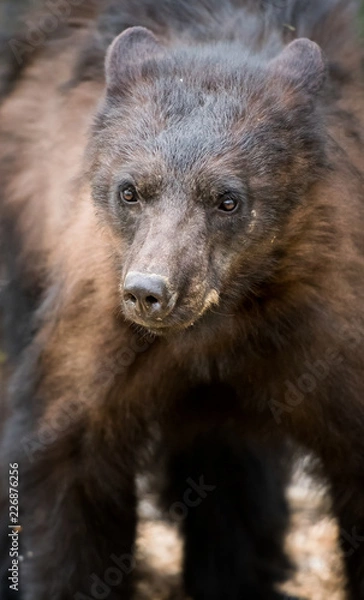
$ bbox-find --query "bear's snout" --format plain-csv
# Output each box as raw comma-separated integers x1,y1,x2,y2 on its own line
123,271,177,325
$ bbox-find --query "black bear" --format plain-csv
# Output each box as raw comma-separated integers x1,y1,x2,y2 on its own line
0,0,364,599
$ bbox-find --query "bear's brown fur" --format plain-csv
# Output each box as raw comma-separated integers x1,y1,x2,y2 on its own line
1,1,364,599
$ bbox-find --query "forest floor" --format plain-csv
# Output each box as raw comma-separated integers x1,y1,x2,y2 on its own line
135,468,345,600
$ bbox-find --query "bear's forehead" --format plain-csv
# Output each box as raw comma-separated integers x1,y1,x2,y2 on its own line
112,49,268,127
109,120,246,180
152,73,261,126
102,100,294,190
120,82,248,133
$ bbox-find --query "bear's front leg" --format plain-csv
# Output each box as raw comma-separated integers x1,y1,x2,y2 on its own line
328,471,364,600
12,423,137,600
160,382,293,600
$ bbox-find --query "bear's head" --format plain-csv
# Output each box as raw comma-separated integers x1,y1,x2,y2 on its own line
89,27,328,336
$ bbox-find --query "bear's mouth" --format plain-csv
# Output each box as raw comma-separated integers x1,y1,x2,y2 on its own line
125,314,197,337
122,288,220,337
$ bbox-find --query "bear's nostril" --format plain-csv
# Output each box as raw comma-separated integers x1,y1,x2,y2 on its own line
145,295,159,306
124,292,137,304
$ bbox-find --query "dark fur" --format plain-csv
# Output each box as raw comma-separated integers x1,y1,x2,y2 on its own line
1,0,364,599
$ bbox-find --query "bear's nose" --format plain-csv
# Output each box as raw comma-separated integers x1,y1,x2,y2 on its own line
123,272,175,321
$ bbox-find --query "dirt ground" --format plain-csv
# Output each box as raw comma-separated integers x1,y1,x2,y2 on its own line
135,467,346,600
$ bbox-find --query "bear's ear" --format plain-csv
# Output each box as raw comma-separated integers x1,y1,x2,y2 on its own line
105,26,164,91
269,38,327,97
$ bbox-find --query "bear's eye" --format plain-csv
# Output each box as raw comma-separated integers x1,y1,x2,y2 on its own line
119,185,138,204
218,196,239,213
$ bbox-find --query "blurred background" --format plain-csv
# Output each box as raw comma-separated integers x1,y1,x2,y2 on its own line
0,0,34,32
1,0,364,34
